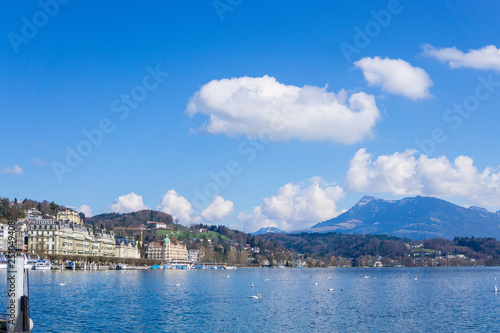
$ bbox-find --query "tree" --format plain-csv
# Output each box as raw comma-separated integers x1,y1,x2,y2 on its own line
226,246,237,265
236,249,248,265
50,201,59,213
0,198,10,219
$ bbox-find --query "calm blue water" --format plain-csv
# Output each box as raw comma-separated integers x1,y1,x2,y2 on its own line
1,267,499,332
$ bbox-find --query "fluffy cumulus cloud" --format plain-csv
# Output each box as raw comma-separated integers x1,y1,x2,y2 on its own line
200,196,234,222
32,158,49,166
157,190,194,223
187,75,380,144
354,57,433,100
109,192,149,214
0,164,23,175
423,44,500,71
238,177,345,232
345,148,500,207
77,204,93,218
157,191,235,224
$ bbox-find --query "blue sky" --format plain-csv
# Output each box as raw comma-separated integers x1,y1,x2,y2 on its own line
2,0,500,232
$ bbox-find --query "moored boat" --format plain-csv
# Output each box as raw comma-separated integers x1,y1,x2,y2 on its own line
34,259,53,270
25,253,41,269
0,252,41,269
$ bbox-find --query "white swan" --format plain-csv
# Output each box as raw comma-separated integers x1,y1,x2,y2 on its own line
175,283,181,286
249,291,262,299
58,283,67,286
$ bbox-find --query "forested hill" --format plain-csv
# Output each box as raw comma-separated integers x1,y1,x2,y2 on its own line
262,232,410,259
87,210,173,229
261,232,500,265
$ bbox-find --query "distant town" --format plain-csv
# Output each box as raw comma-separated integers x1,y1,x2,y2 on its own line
0,197,498,268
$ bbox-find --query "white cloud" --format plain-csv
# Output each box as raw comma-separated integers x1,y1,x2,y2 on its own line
187,75,380,144
77,204,93,217
238,177,345,232
0,164,23,175
200,196,234,222
32,158,49,166
157,190,194,223
423,44,500,71
354,57,433,100
109,192,149,213
345,148,500,207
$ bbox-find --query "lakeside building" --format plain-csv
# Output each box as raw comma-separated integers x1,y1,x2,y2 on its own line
145,233,188,261
146,221,169,229
0,222,27,251
145,241,163,260
56,208,83,225
0,224,9,251
187,249,199,262
26,219,115,256
115,235,141,259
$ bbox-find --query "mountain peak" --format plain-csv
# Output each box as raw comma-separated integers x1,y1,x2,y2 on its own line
357,195,382,206
469,206,490,213
311,195,500,240
251,227,286,235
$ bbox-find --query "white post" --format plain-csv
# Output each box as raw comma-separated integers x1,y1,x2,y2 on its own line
6,254,25,332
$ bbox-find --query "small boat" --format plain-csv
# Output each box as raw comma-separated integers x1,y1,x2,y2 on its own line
34,259,52,270
495,285,498,293
0,253,41,269
116,264,136,270
25,254,41,270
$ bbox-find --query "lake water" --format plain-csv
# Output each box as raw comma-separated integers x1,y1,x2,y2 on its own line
1,267,499,332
